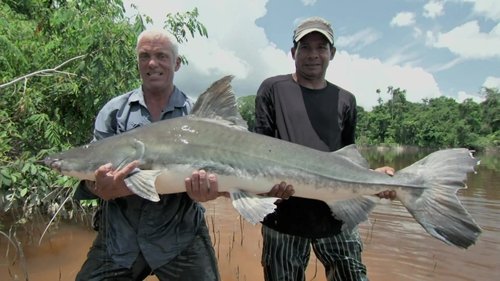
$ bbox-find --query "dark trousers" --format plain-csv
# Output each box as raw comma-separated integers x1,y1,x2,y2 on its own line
261,225,368,281
76,223,220,281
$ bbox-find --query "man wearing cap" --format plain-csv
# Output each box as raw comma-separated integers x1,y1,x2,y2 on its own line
254,16,395,281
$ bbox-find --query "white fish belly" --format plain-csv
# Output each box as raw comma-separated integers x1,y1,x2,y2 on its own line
153,166,284,195
152,165,376,202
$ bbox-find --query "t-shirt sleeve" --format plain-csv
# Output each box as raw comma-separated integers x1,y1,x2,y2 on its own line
254,81,276,137
341,93,357,145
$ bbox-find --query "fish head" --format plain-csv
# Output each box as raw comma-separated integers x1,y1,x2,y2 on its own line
43,144,105,180
43,137,140,181
43,155,64,172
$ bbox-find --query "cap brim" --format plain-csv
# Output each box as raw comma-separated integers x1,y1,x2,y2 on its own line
294,28,333,44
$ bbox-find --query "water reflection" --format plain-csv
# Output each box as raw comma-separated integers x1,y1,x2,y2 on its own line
0,148,499,281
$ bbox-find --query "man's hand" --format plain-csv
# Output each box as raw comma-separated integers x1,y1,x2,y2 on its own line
373,166,397,200
185,170,228,202
91,160,139,200
264,181,295,200
374,166,395,176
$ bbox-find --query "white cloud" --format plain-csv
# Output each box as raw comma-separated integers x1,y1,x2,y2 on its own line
456,76,499,103
423,0,444,18
461,0,500,21
427,57,465,72
390,12,416,27
125,0,288,99
453,76,500,104
432,21,500,59
413,26,423,38
301,0,317,6
456,91,484,103
425,30,437,46
124,0,443,110
178,37,250,78
483,76,500,88
384,43,422,67
336,28,381,51
328,51,441,109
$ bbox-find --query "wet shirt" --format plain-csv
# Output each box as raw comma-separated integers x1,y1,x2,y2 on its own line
74,86,204,270
254,74,357,238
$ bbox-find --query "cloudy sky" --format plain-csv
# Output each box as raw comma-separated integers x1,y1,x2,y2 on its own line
124,0,500,110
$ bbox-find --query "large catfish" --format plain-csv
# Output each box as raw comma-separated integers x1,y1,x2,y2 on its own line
43,76,481,249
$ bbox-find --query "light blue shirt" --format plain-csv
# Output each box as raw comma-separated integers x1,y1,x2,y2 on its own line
75,86,203,270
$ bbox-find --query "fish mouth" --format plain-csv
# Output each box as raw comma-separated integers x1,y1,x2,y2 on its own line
40,157,62,172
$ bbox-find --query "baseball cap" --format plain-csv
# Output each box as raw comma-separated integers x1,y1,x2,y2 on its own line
293,17,334,45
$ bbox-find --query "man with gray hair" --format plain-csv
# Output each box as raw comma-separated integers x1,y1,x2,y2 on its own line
74,29,222,281
255,16,395,281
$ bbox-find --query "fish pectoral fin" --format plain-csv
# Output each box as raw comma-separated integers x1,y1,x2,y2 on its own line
327,196,377,231
229,189,278,225
115,140,145,171
124,170,162,202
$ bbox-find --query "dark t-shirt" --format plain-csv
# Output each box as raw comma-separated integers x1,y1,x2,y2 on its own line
254,74,357,238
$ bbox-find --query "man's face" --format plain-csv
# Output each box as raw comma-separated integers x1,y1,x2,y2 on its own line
137,36,180,92
292,32,335,80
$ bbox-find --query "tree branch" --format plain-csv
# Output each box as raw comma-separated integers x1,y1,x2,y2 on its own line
0,54,86,89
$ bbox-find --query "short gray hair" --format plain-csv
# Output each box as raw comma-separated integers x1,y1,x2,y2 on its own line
136,29,179,58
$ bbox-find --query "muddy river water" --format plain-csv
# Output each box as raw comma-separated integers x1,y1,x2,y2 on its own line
1,149,499,281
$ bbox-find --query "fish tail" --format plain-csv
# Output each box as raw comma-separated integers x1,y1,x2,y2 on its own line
395,148,481,248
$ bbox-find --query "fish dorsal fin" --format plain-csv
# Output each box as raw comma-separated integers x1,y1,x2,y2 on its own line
332,144,370,169
191,75,248,130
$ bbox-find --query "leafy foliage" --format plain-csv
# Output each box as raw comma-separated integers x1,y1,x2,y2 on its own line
237,95,256,131
355,87,500,148
0,0,208,227
164,7,208,65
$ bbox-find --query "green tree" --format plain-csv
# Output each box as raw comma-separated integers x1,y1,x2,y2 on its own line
478,87,500,146
355,106,370,144
457,98,482,147
354,86,498,148
364,89,392,144
0,0,208,224
481,88,500,133
237,95,256,131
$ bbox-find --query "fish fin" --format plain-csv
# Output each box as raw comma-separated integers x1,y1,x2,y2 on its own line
115,139,146,170
124,170,162,202
229,189,278,225
395,148,481,249
332,144,370,169
327,196,377,231
190,75,248,130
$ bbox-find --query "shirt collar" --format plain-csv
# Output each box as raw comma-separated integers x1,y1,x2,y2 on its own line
129,86,187,113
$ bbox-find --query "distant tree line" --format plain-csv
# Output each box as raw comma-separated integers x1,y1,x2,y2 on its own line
237,87,499,149
356,87,499,148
